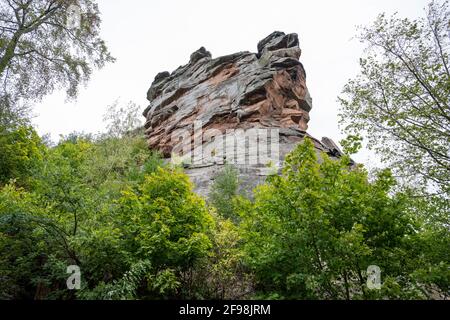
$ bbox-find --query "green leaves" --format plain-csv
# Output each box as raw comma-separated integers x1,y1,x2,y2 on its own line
1,111,448,300
0,0,115,115
239,139,447,299
0,125,214,299
339,0,450,196
117,167,213,268
340,135,363,155
209,164,241,221
0,124,45,187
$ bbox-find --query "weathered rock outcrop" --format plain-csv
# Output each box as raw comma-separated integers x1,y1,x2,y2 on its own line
143,31,344,196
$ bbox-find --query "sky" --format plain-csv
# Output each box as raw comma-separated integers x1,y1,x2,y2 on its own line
32,0,431,166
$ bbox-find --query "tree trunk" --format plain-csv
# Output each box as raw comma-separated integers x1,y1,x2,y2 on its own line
0,34,20,76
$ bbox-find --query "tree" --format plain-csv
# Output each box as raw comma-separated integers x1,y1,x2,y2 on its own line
0,123,44,187
102,99,143,139
186,214,254,299
34,137,94,237
338,0,450,196
0,97,29,127
208,164,240,221
239,139,449,299
0,0,114,115
78,167,214,299
0,183,80,299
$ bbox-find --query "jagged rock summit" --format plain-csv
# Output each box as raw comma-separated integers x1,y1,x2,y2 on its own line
143,31,344,195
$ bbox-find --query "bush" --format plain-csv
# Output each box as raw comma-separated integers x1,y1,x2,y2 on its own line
239,138,448,299
209,164,240,221
0,124,45,187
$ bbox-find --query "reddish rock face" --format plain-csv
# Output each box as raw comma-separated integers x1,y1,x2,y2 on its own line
143,31,346,195
143,31,313,158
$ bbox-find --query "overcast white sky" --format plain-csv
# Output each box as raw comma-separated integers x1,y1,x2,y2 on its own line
33,0,431,166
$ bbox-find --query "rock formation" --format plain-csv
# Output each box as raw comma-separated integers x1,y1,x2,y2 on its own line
143,31,345,196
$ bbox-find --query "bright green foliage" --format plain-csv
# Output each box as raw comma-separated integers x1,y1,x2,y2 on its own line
0,0,114,122
206,218,251,299
0,124,44,187
189,214,253,299
339,134,363,155
338,0,450,195
0,130,448,300
0,115,448,300
117,167,213,266
76,166,214,299
77,260,153,300
398,193,450,298
0,130,186,299
209,164,240,221
84,134,163,192
0,184,74,299
33,137,96,241
239,139,449,299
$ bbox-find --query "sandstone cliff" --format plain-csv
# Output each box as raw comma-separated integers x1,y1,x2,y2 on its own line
143,31,345,195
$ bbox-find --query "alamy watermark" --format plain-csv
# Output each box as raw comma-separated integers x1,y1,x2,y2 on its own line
66,4,82,30
367,265,382,290
66,265,81,290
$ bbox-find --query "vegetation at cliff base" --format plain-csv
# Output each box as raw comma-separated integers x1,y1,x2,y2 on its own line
0,124,448,299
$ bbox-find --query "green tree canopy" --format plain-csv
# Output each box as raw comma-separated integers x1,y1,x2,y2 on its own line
338,0,450,196
239,139,449,299
0,123,44,187
208,164,240,222
0,0,114,120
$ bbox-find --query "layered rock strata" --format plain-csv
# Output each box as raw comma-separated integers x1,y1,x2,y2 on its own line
143,31,344,196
